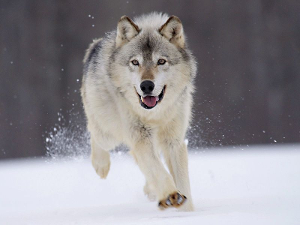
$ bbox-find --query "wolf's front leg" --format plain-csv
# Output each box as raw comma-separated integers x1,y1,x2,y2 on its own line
91,137,111,179
160,141,194,211
131,142,186,209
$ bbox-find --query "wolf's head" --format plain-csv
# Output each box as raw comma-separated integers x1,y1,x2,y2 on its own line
110,13,196,112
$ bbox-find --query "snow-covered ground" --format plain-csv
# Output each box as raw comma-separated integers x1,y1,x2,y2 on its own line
1,145,300,225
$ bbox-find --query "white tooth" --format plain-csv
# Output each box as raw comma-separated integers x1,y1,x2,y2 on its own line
141,96,144,103
155,96,159,101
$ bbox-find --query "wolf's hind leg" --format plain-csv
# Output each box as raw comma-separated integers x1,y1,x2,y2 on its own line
143,181,156,201
91,137,111,179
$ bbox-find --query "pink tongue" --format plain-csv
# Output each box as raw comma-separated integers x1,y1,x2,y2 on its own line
143,96,157,107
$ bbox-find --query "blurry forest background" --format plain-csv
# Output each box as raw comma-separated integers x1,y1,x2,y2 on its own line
1,0,300,159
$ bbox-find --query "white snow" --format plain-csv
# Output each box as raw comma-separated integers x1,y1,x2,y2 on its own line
1,145,300,225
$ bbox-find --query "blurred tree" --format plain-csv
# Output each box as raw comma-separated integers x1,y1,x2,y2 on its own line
0,0,299,159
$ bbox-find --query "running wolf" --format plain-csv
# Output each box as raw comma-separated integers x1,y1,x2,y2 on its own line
81,12,196,211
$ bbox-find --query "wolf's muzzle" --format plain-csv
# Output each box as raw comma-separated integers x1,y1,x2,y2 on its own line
135,85,166,110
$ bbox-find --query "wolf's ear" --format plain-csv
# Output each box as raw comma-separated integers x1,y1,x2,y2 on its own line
159,16,185,48
116,16,140,48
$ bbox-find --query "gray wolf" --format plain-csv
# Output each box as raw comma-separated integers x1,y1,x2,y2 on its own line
81,12,196,211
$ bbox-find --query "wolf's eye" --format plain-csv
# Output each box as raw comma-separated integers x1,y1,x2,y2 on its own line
157,59,166,65
131,60,139,66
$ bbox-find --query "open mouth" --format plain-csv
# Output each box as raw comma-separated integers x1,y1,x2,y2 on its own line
136,86,166,109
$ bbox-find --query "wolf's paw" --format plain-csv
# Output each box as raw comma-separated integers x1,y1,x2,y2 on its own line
92,160,110,179
158,192,187,210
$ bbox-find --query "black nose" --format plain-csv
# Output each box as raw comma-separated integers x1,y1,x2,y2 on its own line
140,80,155,94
